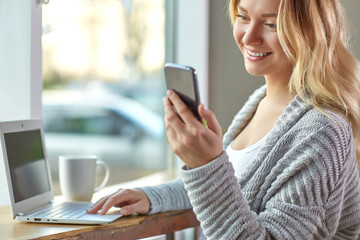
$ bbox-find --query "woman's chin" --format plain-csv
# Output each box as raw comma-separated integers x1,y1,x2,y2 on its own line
244,67,265,77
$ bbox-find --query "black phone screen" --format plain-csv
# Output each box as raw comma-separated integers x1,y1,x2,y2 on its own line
164,63,201,121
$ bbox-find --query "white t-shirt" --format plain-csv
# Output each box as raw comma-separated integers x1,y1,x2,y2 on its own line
226,135,267,179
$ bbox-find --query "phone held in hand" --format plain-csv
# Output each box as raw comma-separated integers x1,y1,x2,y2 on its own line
164,63,202,122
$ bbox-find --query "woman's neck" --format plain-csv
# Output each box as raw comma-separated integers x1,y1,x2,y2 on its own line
264,72,294,105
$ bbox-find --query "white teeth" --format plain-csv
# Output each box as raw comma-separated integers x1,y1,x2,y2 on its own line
248,50,270,57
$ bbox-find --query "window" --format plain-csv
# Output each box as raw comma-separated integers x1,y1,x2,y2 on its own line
0,0,209,206
42,0,167,194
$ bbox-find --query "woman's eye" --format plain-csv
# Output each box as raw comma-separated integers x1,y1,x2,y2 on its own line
236,14,250,23
265,23,277,31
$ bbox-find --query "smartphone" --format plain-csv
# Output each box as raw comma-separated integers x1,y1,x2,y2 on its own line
164,63,202,122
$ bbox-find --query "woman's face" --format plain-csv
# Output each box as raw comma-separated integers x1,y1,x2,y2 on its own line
233,0,292,80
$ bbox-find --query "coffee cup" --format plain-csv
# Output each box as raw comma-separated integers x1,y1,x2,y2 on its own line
59,155,110,202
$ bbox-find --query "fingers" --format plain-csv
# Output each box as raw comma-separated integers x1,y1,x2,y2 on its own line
120,199,149,216
165,90,200,126
86,196,109,214
163,93,184,130
86,189,150,216
163,90,223,168
199,104,222,137
97,193,122,215
163,94,185,142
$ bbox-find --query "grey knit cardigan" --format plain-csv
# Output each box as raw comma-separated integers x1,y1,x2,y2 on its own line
140,85,360,239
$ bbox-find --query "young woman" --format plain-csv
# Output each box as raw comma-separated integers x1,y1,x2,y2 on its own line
88,0,360,238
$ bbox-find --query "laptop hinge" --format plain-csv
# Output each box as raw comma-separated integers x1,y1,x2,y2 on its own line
17,212,25,216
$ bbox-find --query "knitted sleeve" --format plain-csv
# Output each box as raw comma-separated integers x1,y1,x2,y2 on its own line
139,179,192,214
180,112,360,239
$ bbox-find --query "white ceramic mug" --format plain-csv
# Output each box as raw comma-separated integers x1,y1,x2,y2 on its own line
59,155,110,202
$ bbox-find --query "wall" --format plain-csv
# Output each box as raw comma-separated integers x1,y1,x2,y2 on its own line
344,1,360,58
208,0,263,131
176,0,209,105
208,0,360,131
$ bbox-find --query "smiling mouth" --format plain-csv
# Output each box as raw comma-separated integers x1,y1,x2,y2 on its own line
247,49,272,57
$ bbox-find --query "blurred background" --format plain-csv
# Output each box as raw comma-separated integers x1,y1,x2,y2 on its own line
41,0,167,194
40,0,360,195
0,0,359,201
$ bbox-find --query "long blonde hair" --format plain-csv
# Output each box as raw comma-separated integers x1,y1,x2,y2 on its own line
228,0,360,162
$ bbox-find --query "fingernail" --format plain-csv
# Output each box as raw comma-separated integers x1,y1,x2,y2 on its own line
202,104,208,112
121,209,128,215
167,90,172,96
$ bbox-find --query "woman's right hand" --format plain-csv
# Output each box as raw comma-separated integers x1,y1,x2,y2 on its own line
86,188,150,216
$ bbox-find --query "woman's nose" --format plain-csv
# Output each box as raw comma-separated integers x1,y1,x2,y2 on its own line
242,23,263,46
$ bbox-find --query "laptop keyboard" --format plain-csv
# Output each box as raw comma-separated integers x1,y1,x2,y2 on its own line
29,202,92,219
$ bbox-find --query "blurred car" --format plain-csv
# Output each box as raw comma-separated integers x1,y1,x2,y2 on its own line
42,90,166,175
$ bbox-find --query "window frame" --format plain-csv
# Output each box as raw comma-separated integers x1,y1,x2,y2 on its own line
0,0,42,206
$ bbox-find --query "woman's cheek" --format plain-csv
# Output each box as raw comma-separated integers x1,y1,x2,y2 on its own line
233,23,245,51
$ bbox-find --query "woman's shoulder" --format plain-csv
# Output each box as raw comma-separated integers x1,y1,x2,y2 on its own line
285,103,355,176
299,105,352,137
281,95,352,136
269,97,355,171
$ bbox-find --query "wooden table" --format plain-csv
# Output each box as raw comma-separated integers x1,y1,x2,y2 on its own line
0,172,200,240
0,205,200,240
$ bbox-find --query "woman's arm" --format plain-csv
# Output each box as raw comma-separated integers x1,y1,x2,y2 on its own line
139,179,192,214
179,112,360,239
181,147,360,239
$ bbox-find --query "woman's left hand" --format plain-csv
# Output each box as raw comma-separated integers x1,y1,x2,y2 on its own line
163,90,223,169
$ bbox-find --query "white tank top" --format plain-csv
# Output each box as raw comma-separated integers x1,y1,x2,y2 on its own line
226,135,267,178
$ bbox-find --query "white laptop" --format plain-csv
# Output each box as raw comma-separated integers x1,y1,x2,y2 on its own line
0,119,122,224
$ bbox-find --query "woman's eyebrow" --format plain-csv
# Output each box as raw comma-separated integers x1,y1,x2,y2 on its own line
238,5,248,13
238,5,277,17
261,13,278,18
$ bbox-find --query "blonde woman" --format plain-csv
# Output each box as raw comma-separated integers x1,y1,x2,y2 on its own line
88,0,360,238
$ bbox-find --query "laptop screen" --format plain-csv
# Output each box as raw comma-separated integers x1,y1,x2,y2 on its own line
4,129,51,203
